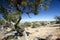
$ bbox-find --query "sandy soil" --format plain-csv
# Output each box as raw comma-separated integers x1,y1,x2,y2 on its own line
25,27,60,40
0,27,60,40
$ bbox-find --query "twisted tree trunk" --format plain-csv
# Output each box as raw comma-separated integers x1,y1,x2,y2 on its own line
15,16,21,29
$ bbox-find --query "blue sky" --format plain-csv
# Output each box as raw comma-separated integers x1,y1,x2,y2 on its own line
0,0,60,22
21,0,60,22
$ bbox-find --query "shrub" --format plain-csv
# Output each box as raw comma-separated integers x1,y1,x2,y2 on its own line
17,22,31,29
40,22,46,26
17,24,25,29
3,35,14,40
24,22,31,27
55,16,60,24
32,23,40,28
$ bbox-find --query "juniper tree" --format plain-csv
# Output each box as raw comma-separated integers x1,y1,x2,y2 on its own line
0,0,51,37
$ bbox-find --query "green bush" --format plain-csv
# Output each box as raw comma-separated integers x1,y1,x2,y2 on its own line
50,21,55,25
3,35,14,40
17,24,25,29
32,23,40,28
17,22,31,29
0,19,5,25
40,22,46,26
24,22,31,27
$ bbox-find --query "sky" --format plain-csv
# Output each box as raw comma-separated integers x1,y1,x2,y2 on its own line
0,0,60,22
21,0,60,22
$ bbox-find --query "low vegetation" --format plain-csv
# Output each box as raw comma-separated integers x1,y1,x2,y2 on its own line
55,16,60,24
24,22,31,27
40,22,46,26
32,23,40,28
2,35,14,40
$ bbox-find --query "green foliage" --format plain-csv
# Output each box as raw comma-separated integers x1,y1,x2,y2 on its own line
32,23,40,28
24,22,31,27
45,6,49,10
41,0,44,2
3,13,12,22
0,0,51,23
3,11,21,23
55,16,60,24
17,24,25,29
3,35,14,40
21,0,28,7
40,22,46,26
0,19,5,25
34,11,39,15
17,22,31,29
0,6,5,13
50,21,55,25
32,24,36,28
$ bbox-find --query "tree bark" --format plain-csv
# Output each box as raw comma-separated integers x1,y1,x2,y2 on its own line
14,4,22,29
14,17,21,29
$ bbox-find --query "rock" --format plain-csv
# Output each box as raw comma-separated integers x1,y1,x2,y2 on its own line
26,32,30,36
56,38,60,40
